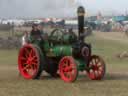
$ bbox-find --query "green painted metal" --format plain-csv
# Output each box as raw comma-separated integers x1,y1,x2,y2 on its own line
43,40,50,52
62,33,77,44
33,44,45,60
52,45,72,56
75,59,87,71
28,35,72,57
28,36,42,46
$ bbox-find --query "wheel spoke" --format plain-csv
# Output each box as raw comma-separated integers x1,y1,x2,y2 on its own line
69,64,76,70
65,70,75,80
31,64,37,70
22,64,30,71
22,63,27,66
67,72,72,79
29,61,38,70
90,69,95,78
21,57,27,61
25,53,29,58
92,59,96,65
89,62,93,67
31,63,38,69
31,58,37,63
94,70,99,78
62,64,66,68
95,58,99,64
65,68,75,79
64,60,69,66
62,68,66,72
90,69,93,73
24,48,30,58
63,67,69,72
99,66,103,71
27,64,36,75
98,70,102,76
31,61,37,65
97,62,102,67
29,49,35,58
28,69,35,75
31,56,37,61
29,49,33,57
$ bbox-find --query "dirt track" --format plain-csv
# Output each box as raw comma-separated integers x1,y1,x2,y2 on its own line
94,31,128,44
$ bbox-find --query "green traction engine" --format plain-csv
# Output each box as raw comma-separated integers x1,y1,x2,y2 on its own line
18,6,106,82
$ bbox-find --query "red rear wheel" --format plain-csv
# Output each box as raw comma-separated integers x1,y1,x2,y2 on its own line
18,44,42,79
86,55,105,80
59,56,78,82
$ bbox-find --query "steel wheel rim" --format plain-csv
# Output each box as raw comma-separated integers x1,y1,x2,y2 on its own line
18,44,40,79
87,55,105,80
59,56,77,82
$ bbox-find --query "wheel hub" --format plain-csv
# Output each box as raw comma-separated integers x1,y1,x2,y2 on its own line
64,67,72,72
26,58,32,65
93,65,99,70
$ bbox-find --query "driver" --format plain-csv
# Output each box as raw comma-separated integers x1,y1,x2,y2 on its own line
30,23,43,40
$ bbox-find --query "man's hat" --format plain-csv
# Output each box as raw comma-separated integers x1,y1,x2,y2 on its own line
32,23,38,28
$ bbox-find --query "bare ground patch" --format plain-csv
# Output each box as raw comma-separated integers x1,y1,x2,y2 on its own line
94,31,128,44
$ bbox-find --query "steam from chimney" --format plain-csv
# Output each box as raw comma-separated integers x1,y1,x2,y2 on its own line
0,0,82,18
74,0,86,6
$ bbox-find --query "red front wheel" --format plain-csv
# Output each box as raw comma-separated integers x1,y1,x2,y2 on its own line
59,56,78,82
86,55,106,80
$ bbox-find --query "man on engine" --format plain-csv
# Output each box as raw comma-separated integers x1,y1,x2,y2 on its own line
30,24,43,41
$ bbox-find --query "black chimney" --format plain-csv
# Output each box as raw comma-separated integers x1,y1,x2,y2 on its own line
77,6,85,40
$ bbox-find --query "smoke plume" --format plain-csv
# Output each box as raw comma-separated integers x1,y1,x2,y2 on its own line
0,0,81,18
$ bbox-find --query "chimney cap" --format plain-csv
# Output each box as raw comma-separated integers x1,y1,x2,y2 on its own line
77,6,85,15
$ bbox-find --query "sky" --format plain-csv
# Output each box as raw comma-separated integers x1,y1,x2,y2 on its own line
0,0,128,18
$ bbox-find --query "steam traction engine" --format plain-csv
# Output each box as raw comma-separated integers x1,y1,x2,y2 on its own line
18,6,106,82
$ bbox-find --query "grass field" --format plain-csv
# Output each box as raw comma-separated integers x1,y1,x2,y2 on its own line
0,32,128,96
